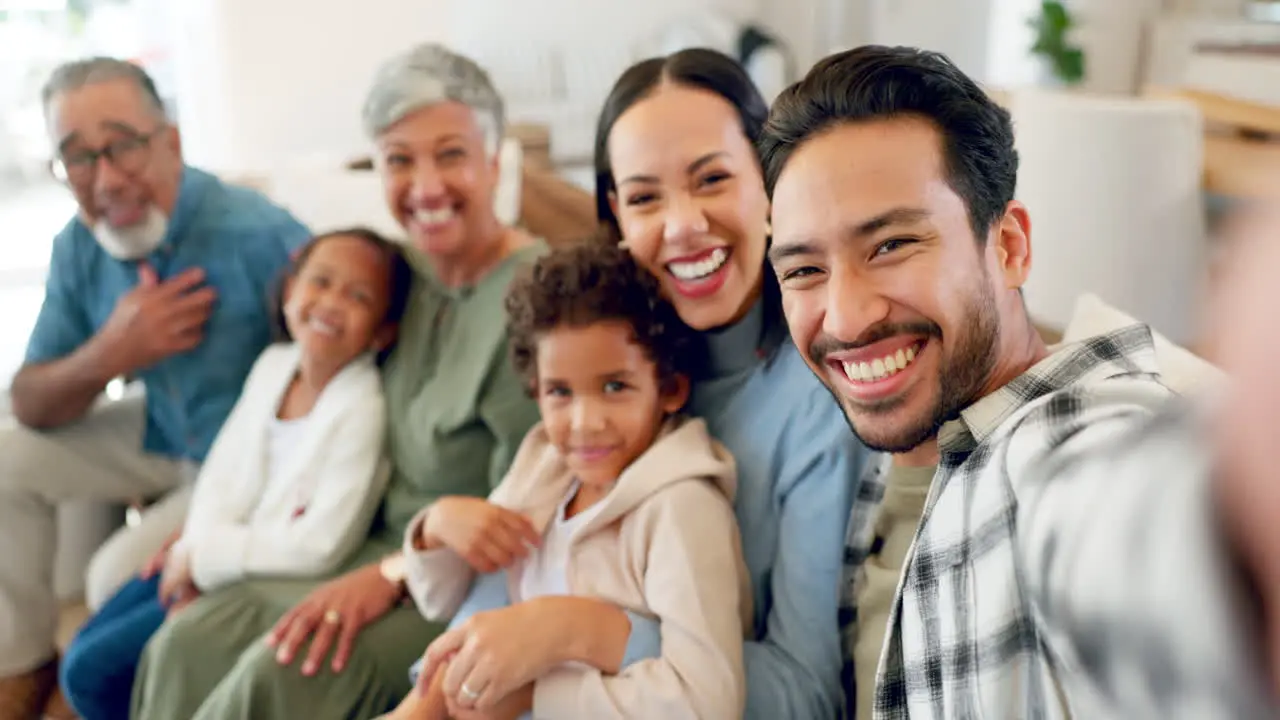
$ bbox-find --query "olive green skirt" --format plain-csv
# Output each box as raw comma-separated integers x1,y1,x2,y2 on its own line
130,539,445,720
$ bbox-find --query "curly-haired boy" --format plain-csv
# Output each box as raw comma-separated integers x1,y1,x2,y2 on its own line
385,242,752,720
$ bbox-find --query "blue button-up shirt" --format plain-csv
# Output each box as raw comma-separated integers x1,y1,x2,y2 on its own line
24,166,311,462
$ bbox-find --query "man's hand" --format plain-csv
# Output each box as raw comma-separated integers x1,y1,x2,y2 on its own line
1210,205,1280,692
7,262,217,429
264,561,402,676
97,263,217,375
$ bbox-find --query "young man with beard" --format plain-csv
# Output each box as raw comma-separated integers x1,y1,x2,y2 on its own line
762,44,1276,719
0,57,309,717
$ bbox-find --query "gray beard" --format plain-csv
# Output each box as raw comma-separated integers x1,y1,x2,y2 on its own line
92,206,169,260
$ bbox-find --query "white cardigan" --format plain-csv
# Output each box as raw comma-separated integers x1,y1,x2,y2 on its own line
177,342,390,590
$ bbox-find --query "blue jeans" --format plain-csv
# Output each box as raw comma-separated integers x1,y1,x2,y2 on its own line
61,575,166,720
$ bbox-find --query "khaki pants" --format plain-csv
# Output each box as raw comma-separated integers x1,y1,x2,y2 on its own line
0,395,190,675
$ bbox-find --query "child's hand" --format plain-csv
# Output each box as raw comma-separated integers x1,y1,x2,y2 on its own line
423,598,594,708
423,497,541,573
158,548,199,610
418,661,452,720
165,591,199,619
379,662,450,720
139,528,182,579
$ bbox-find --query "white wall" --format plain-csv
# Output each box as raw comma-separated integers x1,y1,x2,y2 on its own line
867,0,997,80
168,0,772,174
169,0,452,175
824,0,1036,86
1167,0,1246,13
168,0,1226,174
759,0,827,69
445,0,757,117
1071,0,1166,94
448,0,758,50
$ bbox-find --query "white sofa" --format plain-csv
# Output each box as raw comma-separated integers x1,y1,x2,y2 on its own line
1011,88,1208,346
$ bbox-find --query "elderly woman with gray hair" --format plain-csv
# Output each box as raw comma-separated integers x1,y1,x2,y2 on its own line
128,43,578,719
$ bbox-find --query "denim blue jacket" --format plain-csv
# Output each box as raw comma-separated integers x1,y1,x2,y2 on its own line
25,166,310,461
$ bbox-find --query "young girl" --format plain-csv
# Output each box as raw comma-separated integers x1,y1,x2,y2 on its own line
58,227,413,720
382,242,751,720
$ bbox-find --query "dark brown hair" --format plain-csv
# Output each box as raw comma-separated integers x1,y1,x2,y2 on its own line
271,226,414,364
760,45,1017,241
505,240,693,397
592,48,785,357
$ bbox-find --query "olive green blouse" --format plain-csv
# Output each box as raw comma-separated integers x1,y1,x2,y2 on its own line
375,242,544,543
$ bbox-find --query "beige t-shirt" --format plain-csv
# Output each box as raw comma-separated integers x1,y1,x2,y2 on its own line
854,464,937,720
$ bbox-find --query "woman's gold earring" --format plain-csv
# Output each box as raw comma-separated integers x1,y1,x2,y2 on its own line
618,239,629,249
765,221,773,237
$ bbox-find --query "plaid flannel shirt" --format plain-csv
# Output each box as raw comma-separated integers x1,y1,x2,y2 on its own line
839,324,1271,719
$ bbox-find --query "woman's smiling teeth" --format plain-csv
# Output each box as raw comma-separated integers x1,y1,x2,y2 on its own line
667,248,728,280
414,207,456,226
843,345,918,383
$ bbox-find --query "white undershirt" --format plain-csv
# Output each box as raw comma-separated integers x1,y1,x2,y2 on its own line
518,482,605,601
247,415,314,524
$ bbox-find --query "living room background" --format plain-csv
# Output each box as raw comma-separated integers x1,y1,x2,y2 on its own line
0,0,1265,388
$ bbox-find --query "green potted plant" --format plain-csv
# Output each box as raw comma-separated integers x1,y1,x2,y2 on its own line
1028,0,1085,86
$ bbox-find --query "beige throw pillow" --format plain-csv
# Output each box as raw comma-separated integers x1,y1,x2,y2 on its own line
1061,293,1224,396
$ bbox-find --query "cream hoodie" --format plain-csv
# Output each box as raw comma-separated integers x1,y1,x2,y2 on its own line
403,416,751,720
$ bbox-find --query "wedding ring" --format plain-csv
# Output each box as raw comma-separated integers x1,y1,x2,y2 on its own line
460,683,481,701
323,609,342,625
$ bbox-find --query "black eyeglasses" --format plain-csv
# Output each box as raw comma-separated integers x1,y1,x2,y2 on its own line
50,127,164,185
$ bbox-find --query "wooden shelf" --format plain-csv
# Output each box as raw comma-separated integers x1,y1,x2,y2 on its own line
1203,133,1280,199
1145,85,1280,137
1145,86,1280,199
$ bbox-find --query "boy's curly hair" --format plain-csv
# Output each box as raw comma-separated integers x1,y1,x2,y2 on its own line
505,241,694,396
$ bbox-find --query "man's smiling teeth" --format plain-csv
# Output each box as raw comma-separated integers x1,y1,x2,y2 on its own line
668,248,728,280
843,345,918,382
414,207,455,225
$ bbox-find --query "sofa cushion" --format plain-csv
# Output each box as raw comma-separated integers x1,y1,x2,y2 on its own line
1062,293,1224,395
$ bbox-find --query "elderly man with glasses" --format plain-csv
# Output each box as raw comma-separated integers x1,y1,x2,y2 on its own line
0,57,309,718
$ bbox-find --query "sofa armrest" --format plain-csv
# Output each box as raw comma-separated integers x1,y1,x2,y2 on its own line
518,165,598,247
